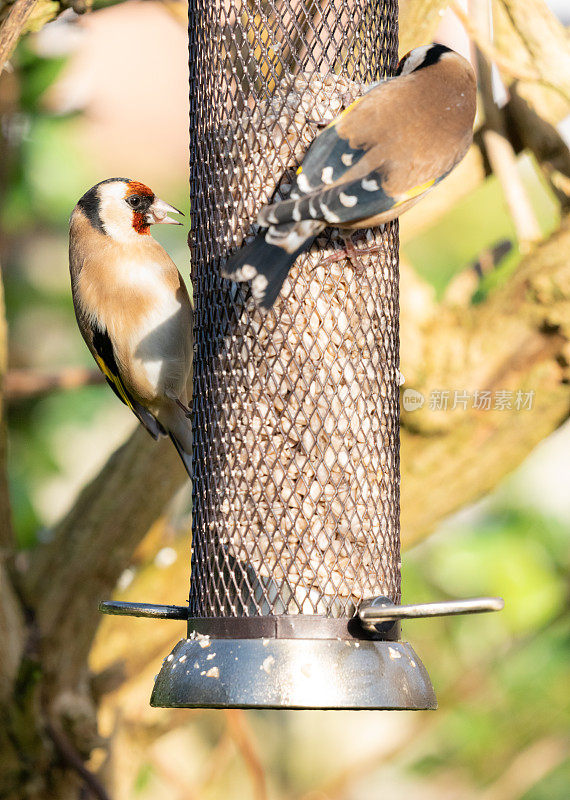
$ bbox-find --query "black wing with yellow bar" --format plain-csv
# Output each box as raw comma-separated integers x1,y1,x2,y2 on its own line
91,326,165,441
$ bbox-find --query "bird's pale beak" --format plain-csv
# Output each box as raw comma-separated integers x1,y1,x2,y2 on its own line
145,197,184,225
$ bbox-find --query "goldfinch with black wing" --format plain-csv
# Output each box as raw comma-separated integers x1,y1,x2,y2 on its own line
222,44,476,309
69,178,193,478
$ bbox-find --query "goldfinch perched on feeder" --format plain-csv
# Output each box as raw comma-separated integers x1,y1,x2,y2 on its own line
222,44,476,309
69,178,193,478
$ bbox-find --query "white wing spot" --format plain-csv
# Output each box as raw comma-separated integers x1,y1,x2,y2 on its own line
321,202,341,224
341,152,353,166
362,177,380,192
292,205,301,221
236,263,257,281
297,173,312,193
252,274,269,293
321,166,334,184
339,192,358,207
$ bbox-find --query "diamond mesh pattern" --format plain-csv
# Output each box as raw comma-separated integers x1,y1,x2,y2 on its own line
189,0,400,618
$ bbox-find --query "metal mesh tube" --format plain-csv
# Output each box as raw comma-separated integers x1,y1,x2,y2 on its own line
189,0,400,619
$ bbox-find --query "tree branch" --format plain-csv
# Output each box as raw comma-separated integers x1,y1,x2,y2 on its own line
25,427,187,693
504,83,570,210
401,214,570,545
4,367,104,402
0,267,14,551
496,0,570,105
0,266,24,698
0,0,37,75
492,0,570,126
0,563,25,699
472,0,542,248
453,2,538,83
398,0,451,56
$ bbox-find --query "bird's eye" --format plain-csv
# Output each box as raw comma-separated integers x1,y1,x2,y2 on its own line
127,195,142,209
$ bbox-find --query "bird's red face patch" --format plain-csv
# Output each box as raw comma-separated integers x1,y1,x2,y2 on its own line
124,181,155,235
126,181,154,199
131,213,150,235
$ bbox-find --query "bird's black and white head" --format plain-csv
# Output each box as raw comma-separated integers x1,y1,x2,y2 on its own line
395,44,454,76
75,178,183,243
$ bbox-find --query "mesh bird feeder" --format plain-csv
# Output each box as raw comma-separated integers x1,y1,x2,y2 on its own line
101,0,503,709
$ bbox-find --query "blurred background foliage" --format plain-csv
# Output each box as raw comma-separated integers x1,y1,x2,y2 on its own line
0,1,569,799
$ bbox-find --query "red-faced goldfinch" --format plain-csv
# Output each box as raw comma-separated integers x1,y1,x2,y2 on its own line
69,178,193,477
222,44,477,309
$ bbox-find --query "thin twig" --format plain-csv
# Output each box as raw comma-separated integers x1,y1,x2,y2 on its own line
452,2,539,83
301,715,439,800
197,729,235,793
469,0,542,249
149,749,201,800
4,367,105,401
479,736,569,800
483,128,542,248
46,720,111,800
224,710,268,800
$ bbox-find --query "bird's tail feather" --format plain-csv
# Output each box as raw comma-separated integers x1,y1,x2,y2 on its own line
222,225,319,309
161,402,192,481
169,432,192,481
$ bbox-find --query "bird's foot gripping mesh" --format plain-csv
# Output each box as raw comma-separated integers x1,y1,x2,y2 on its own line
189,1,401,620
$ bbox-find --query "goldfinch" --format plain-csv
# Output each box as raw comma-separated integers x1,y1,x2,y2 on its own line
222,44,477,309
69,178,193,477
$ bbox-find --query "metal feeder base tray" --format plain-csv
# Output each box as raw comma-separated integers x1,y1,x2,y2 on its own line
150,636,436,710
